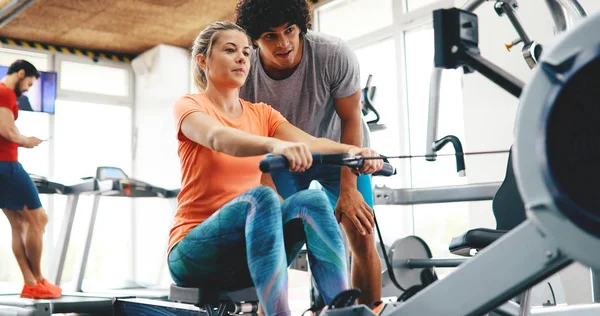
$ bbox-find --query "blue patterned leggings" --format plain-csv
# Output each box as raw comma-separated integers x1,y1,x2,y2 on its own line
168,186,349,316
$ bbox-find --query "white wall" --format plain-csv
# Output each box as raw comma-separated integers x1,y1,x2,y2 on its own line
130,44,190,286
456,0,600,304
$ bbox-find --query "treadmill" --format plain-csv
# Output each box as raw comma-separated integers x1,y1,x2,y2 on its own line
0,174,116,315
69,166,179,298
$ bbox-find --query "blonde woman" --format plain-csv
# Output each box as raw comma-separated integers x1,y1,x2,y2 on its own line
167,21,383,316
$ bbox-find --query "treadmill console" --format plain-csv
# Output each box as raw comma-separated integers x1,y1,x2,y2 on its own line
96,166,129,181
94,166,174,197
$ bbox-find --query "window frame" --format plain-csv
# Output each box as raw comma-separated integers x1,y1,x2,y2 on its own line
312,0,468,241
313,0,457,188
54,53,134,107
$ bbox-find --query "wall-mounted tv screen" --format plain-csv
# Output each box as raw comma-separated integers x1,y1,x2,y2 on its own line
0,66,57,114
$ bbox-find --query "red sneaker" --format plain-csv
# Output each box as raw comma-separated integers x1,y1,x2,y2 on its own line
40,279,62,295
20,283,61,299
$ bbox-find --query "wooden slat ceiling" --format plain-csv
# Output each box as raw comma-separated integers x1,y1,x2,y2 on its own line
0,0,239,55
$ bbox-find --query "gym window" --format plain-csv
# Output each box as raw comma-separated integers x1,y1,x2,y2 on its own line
313,0,480,279
59,61,129,97
314,0,393,41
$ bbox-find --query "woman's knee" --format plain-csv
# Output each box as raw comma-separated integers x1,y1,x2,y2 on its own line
243,186,282,222
248,186,280,209
290,189,332,213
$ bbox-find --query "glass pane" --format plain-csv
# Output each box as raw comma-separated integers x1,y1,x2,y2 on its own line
406,0,444,12
0,48,48,71
52,100,133,290
413,200,496,278
60,61,129,97
15,112,51,177
404,26,467,188
316,0,393,41
354,37,401,189
354,39,416,279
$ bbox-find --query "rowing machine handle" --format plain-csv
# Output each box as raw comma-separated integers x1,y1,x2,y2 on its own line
355,158,396,176
259,153,396,176
259,154,319,173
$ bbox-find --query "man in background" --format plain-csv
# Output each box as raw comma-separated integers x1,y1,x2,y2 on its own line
0,59,62,299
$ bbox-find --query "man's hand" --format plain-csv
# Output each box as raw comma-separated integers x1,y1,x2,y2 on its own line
21,136,42,149
335,186,374,235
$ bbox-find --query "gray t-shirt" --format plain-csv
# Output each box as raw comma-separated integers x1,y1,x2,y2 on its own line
240,31,370,147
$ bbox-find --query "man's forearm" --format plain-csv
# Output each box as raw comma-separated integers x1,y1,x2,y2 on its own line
0,125,26,145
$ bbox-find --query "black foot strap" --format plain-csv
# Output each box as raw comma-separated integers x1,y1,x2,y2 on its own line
328,289,362,309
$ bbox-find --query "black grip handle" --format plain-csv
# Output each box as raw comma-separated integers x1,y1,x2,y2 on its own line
374,162,396,176
259,153,395,177
259,156,288,173
355,159,395,177
259,154,325,173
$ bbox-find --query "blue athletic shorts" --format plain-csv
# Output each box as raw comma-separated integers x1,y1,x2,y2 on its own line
0,162,42,211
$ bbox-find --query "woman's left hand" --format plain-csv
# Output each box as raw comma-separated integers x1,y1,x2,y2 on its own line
347,147,384,175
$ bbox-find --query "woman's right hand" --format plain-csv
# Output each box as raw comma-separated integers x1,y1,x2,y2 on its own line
270,140,313,172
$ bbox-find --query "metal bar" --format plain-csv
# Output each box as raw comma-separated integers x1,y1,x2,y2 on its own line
556,0,587,19
463,50,524,98
546,0,568,33
461,0,487,12
386,220,572,316
518,288,532,316
0,0,35,29
530,304,600,315
404,258,466,269
0,0,20,18
590,269,600,302
425,68,442,161
50,194,79,286
495,301,520,316
374,182,501,205
46,94,56,279
74,195,101,292
501,2,532,45
425,0,486,162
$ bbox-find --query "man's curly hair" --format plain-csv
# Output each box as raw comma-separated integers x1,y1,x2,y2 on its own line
235,0,312,43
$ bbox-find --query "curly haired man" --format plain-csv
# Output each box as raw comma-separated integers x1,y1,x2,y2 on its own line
235,0,382,310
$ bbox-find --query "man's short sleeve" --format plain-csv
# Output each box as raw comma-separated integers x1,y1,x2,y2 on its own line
328,40,361,99
173,95,208,141
0,88,15,112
